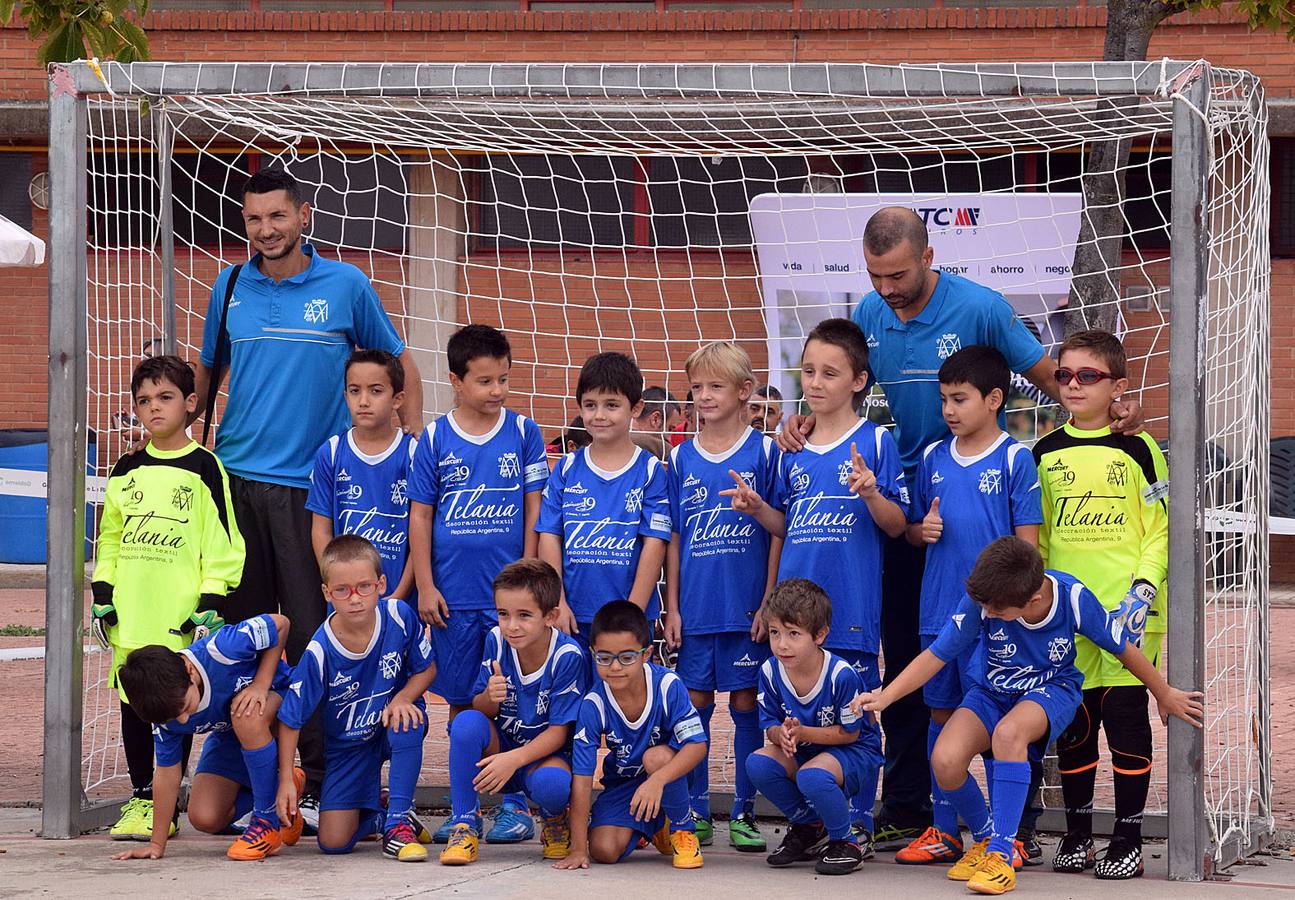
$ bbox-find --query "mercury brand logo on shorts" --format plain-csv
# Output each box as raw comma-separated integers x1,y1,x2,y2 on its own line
733,654,758,667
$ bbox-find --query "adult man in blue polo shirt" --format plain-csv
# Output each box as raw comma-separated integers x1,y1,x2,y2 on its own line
778,207,1141,847
190,168,424,825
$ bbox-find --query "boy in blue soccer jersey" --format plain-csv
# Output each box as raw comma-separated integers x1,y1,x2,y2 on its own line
725,317,907,843
111,613,305,863
895,346,1042,867
853,537,1202,896
537,352,673,650
275,535,438,862
439,559,589,866
307,349,417,603
664,341,779,851
554,601,707,871
745,578,883,876
407,324,549,842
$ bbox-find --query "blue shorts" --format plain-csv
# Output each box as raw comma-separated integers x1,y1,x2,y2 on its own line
826,648,882,692
193,730,251,786
321,722,427,813
429,609,497,705
922,634,980,710
959,680,1082,760
590,773,667,851
676,631,768,693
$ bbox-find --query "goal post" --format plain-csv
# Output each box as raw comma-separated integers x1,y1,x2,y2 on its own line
42,61,1271,879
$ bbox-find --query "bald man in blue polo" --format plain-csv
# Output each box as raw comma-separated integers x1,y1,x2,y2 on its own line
778,206,1141,849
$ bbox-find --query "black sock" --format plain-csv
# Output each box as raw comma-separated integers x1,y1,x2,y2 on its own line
120,699,156,801
1106,686,1152,845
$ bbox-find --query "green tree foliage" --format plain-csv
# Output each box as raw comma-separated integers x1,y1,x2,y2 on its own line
0,0,150,67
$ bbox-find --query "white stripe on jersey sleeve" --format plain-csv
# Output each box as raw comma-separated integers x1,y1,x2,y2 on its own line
827,657,850,693
586,691,608,729
1006,441,1029,477
305,640,326,682
923,439,943,461
1068,580,1085,626
660,670,683,717
560,452,578,475
550,641,581,673
206,640,237,667
328,433,340,464
874,423,885,459
385,598,408,634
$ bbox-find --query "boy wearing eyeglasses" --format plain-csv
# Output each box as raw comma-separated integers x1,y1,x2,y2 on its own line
1032,329,1168,880
555,601,707,871
275,535,437,862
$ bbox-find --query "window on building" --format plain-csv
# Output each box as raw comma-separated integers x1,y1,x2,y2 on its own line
0,153,33,231
1272,138,1294,258
289,152,409,252
648,156,810,247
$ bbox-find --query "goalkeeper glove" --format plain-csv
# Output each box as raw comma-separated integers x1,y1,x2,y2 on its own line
90,581,117,650
181,594,225,641
1116,579,1157,647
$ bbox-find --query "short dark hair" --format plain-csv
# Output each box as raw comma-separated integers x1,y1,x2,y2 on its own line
863,206,929,257
804,318,870,381
590,599,652,648
562,416,591,452
965,536,1046,611
320,534,384,583
576,352,643,407
938,345,1011,402
447,324,512,379
240,168,304,206
1059,329,1128,379
753,383,783,402
345,348,404,394
131,355,196,400
117,645,190,724
763,578,832,636
638,386,680,423
493,558,562,615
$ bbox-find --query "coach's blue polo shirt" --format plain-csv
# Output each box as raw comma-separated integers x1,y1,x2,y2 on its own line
200,244,405,489
852,270,1045,476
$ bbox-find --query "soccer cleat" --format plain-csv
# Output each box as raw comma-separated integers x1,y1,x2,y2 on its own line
408,810,434,844
670,828,704,869
434,813,482,844
485,798,535,843
109,797,154,841
1094,836,1144,880
815,838,865,875
872,819,927,850
967,850,1017,895
766,822,828,867
1016,828,1043,867
540,810,571,860
296,791,320,837
692,815,713,846
1052,831,1096,873
227,815,284,861
728,812,766,852
650,821,675,856
895,825,963,865
280,767,306,847
383,819,429,862
438,824,480,866
949,838,990,881
848,824,876,860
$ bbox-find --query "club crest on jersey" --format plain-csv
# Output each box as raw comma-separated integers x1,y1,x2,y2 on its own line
1106,460,1128,487
816,705,836,727
303,298,329,324
390,478,408,506
936,332,961,359
535,690,550,716
378,650,401,680
498,452,521,479
978,468,1003,495
624,487,644,514
171,485,193,511
837,461,853,486
234,675,253,692
1048,636,1073,663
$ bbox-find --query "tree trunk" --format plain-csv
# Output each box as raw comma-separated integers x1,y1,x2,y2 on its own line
1064,0,1173,335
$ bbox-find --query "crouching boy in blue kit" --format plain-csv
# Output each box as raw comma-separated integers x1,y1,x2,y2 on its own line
853,537,1203,896
276,535,437,861
440,559,590,866
746,578,884,876
111,613,302,863
555,601,707,871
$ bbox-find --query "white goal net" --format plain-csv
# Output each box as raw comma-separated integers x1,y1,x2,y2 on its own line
60,61,1268,869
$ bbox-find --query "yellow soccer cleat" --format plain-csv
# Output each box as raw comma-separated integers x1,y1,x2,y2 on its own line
438,824,479,866
540,811,571,860
109,798,154,841
670,829,704,869
949,838,990,881
967,850,1017,895
650,821,674,856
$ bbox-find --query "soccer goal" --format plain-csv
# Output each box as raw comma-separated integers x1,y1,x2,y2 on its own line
43,60,1269,878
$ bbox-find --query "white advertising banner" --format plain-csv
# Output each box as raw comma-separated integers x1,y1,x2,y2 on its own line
750,192,1084,408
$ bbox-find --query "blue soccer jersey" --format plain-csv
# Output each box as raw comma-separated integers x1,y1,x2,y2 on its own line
756,650,872,759
406,408,548,611
153,615,289,767
472,626,589,752
668,427,779,635
928,570,1130,697
571,663,706,782
772,418,908,653
536,447,673,625
279,598,436,746
910,433,1042,636
306,429,418,598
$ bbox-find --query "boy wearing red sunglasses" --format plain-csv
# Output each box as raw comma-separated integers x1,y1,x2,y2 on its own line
1030,330,1169,882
